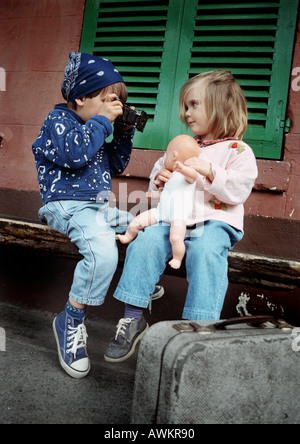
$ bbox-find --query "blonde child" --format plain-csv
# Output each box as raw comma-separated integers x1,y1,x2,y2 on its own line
105,70,258,363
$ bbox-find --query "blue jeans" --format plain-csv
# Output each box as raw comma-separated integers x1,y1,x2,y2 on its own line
39,200,132,306
113,220,243,320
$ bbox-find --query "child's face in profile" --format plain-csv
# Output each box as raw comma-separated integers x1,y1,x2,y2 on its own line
78,85,117,123
184,80,214,141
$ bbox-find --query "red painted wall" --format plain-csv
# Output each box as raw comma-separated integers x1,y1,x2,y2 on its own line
0,0,86,190
284,17,300,220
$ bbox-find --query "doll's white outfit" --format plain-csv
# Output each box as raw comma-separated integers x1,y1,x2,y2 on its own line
152,171,197,224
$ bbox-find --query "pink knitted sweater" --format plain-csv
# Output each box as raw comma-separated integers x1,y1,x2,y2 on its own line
149,138,258,233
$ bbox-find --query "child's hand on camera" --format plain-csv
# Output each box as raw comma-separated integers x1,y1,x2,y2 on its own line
114,104,136,132
100,94,123,123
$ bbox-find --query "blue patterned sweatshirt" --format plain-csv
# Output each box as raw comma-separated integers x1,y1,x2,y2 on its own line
32,103,134,204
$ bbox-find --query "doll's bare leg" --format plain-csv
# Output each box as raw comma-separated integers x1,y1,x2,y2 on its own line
168,220,187,269
117,210,158,244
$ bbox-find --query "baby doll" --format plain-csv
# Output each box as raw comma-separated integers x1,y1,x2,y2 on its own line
118,134,200,269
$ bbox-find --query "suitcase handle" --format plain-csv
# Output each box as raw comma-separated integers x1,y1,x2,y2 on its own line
213,315,275,330
174,315,293,333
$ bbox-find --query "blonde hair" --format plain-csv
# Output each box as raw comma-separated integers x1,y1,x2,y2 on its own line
179,71,248,140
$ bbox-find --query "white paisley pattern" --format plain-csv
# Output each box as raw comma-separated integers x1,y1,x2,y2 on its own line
61,52,81,101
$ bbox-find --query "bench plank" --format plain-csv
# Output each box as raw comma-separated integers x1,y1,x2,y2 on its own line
0,217,299,290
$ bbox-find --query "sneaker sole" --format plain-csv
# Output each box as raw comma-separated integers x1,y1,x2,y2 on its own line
52,317,91,379
104,323,149,363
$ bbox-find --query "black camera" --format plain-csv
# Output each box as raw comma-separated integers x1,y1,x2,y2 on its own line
115,101,148,132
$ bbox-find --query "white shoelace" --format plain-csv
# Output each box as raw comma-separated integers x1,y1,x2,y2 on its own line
67,323,88,357
115,318,134,340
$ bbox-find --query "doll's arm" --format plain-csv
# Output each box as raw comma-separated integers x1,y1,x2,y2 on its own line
173,161,198,184
184,157,214,183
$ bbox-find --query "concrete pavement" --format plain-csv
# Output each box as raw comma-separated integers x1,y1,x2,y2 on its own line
0,302,138,424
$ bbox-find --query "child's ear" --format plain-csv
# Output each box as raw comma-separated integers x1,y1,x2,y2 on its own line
75,97,85,107
172,150,178,161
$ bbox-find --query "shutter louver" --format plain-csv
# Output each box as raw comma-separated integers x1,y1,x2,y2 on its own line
185,0,297,158
190,2,279,130
93,0,170,121
81,0,187,149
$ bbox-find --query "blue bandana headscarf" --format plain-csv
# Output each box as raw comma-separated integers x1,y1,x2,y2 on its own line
61,52,124,102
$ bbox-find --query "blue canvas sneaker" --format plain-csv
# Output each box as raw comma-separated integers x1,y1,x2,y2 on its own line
53,311,90,379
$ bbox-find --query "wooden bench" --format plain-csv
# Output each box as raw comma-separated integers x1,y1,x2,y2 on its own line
0,217,299,291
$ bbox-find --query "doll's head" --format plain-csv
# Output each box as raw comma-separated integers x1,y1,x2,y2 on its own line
164,135,199,172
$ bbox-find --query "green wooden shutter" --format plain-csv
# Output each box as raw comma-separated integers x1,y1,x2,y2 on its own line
80,0,298,158
181,0,299,159
81,0,185,149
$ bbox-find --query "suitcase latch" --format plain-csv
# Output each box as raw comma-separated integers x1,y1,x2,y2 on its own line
173,322,213,334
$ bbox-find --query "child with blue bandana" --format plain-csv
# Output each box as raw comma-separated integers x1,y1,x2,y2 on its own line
32,52,135,379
